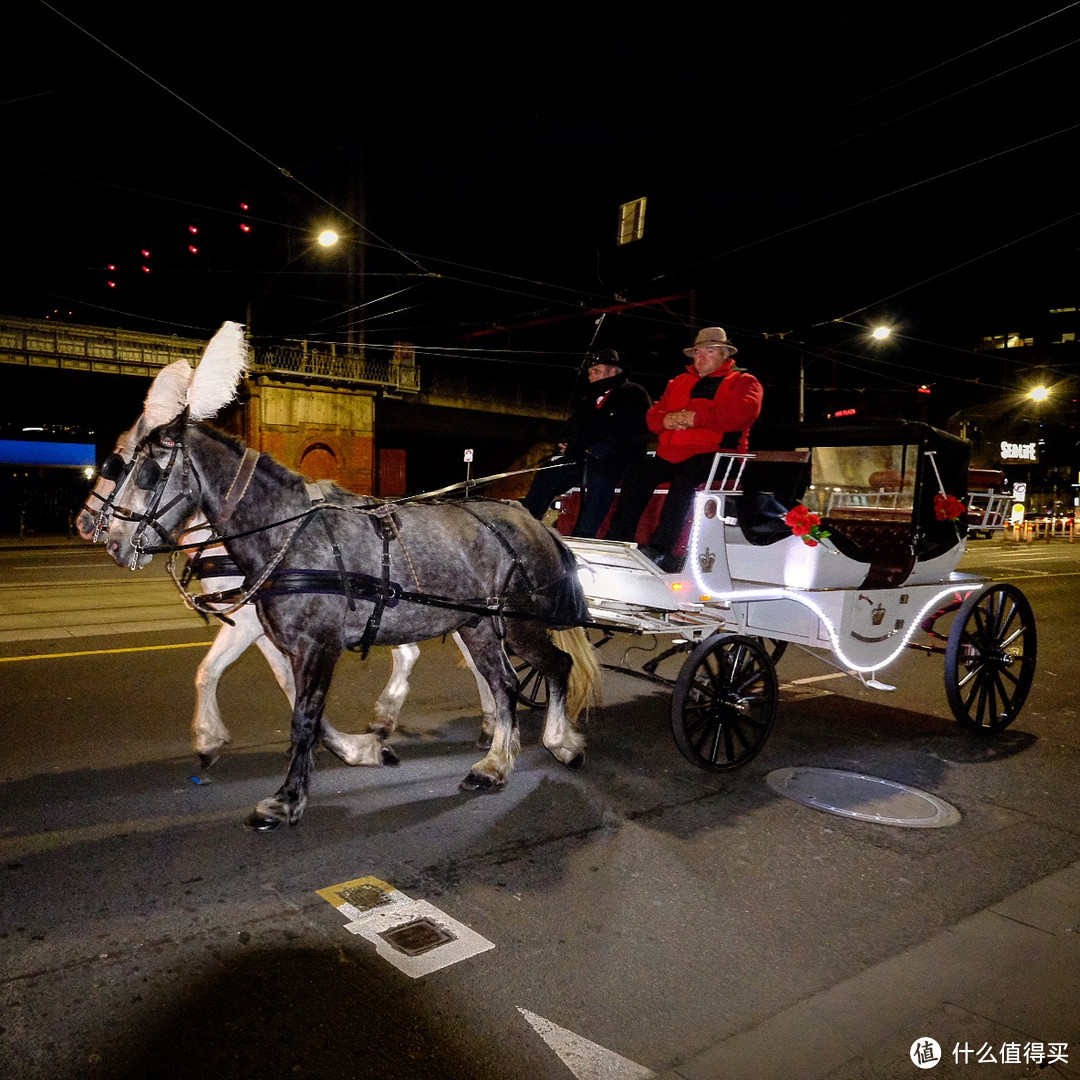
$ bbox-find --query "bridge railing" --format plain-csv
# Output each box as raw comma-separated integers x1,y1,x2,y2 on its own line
254,342,420,393
0,317,206,373
0,317,421,394
1,316,565,416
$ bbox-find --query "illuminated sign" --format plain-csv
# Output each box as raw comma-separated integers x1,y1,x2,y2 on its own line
0,440,96,467
999,440,1038,464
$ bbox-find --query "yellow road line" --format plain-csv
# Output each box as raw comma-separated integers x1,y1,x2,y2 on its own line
0,640,211,663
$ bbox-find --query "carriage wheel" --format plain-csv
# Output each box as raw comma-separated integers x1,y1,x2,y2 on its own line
756,638,788,664
510,653,548,709
945,583,1037,733
672,634,778,771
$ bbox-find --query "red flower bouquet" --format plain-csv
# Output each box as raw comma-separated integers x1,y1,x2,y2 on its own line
933,494,967,522
784,504,831,547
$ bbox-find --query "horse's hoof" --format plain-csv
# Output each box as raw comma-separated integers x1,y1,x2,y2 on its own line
198,750,221,769
546,747,586,771
459,771,504,794
381,745,400,766
244,813,282,832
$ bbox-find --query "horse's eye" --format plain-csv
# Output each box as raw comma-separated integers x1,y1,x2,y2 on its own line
135,458,163,490
99,454,128,481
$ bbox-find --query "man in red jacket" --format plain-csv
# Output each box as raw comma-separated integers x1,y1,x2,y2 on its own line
606,326,763,571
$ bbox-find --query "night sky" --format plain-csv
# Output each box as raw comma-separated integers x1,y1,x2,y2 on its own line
5,1,1080,422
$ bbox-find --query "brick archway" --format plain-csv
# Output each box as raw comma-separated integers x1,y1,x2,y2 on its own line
298,441,339,481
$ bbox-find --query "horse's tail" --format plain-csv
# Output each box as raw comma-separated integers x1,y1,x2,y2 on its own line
552,627,603,721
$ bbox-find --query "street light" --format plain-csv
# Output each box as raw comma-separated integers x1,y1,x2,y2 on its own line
1028,385,1050,403
871,326,891,341
249,228,344,334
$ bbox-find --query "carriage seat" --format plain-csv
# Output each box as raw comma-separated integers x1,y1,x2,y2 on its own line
554,450,811,557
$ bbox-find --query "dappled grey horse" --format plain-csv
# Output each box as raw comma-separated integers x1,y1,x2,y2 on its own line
88,323,599,830
77,396,496,767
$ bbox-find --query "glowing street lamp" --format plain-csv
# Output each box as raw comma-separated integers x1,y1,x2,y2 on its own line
1027,385,1050,403
871,326,891,341
316,228,340,248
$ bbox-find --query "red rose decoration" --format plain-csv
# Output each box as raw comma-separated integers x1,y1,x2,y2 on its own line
784,504,830,546
933,494,967,521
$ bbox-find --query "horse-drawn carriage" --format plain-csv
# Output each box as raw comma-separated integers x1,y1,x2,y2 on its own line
81,324,1037,829
542,420,1036,772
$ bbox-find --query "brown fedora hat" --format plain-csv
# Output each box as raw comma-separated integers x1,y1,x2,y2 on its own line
684,326,738,358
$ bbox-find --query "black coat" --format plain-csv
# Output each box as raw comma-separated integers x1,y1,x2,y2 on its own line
561,373,651,461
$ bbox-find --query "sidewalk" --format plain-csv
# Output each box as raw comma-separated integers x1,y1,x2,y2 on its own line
657,863,1080,1079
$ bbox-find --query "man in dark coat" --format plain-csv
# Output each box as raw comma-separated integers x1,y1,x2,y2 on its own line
521,349,651,537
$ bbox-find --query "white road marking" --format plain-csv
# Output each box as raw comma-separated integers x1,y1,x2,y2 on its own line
518,1008,656,1079
784,671,848,685
317,875,494,978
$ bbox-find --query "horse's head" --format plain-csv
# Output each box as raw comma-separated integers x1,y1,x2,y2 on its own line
77,321,248,565
99,411,202,570
76,419,147,543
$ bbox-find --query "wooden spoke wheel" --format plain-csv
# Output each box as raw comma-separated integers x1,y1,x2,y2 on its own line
756,637,788,664
509,653,548,710
672,634,778,771
945,583,1037,733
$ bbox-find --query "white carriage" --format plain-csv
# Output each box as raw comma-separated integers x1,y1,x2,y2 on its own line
529,421,1037,772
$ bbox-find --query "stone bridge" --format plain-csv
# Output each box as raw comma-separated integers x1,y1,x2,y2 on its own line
0,317,567,497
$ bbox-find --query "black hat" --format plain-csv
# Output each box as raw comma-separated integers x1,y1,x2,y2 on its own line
588,348,621,369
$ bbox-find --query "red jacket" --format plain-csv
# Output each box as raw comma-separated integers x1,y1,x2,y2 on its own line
647,360,763,463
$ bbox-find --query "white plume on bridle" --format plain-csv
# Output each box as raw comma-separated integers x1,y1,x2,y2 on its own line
187,321,249,420
143,359,195,431
140,321,248,431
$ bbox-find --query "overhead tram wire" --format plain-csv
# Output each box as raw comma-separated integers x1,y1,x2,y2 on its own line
652,117,1080,285
32,4,721,351
788,2,1080,131
36,0,426,276
776,7,1080,168
35,1,679,335
29,1,1080,389
46,1,1070,397
817,205,1080,327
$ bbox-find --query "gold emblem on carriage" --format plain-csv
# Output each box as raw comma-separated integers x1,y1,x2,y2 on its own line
698,547,716,573
871,603,886,626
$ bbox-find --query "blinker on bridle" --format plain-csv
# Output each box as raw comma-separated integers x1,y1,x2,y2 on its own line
82,446,171,540
109,434,198,569
100,450,164,491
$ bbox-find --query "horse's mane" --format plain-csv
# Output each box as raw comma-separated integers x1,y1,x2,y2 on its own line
192,422,377,505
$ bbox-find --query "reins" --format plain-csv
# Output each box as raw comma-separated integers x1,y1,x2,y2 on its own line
114,424,586,643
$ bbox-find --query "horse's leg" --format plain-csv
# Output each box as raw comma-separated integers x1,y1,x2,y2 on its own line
504,623,593,770
369,642,420,739
453,630,498,748
456,621,519,793
193,606,267,767
255,626,395,767
248,640,339,831
370,636,495,749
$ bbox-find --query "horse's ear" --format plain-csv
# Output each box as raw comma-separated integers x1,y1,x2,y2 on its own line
157,407,190,448
187,322,249,420
144,358,194,429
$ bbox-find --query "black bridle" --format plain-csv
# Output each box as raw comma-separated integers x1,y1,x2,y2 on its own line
105,432,199,569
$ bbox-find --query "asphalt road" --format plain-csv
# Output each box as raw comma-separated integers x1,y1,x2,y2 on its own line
0,537,1078,1079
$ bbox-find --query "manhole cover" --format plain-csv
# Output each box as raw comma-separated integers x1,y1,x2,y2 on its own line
379,918,457,956
766,767,961,828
